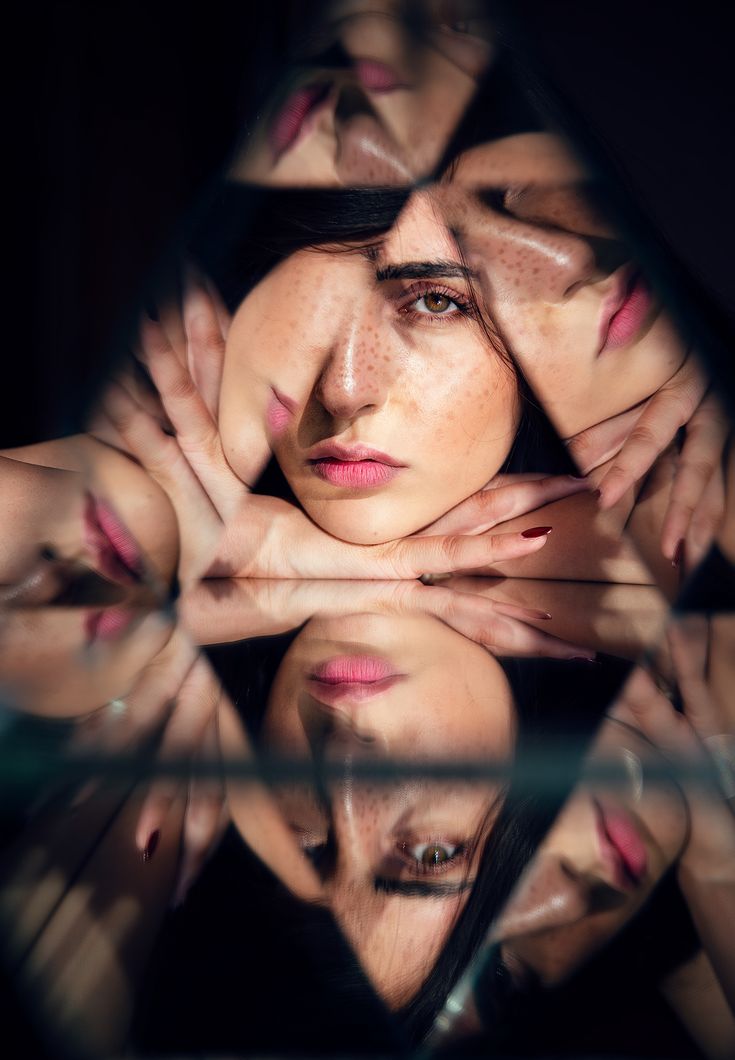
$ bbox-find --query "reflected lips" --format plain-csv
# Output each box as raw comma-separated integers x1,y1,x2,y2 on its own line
308,654,404,704
84,494,144,586
84,605,136,644
270,83,331,161
595,801,648,889
599,268,653,353
308,443,404,489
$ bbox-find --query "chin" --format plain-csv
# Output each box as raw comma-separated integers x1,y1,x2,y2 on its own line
300,496,436,545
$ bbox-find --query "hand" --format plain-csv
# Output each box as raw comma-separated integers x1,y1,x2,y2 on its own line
566,353,730,564
179,576,597,660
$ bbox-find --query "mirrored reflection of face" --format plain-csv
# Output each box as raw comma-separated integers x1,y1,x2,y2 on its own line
444,133,688,438
260,611,515,1007
0,437,178,597
220,191,519,543
231,0,493,187
492,717,688,989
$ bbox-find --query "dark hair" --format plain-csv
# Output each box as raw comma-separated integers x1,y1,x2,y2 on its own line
205,628,631,1046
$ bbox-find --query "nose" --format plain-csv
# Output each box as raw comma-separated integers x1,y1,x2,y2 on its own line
460,195,599,304
314,313,393,423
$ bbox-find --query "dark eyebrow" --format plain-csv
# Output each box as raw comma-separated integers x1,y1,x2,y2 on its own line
375,261,475,282
374,876,475,898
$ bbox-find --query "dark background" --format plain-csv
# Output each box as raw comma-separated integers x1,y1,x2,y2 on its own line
10,0,735,448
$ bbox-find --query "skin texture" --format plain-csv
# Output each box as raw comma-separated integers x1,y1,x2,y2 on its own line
220,190,520,544
0,435,178,716
259,610,515,1007
442,133,689,438
230,0,493,187
492,716,689,987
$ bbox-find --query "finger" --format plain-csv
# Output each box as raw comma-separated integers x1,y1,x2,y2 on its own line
660,393,730,561
668,618,723,740
171,711,227,908
565,403,647,475
135,656,222,855
183,280,226,420
156,300,188,365
610,666,693,756
418,586,596,659
414,475,589,537
375,526,555,580
684,462,726,574
203,273,232,340
596,357,707,510
140,320,245,521
102,382,224,581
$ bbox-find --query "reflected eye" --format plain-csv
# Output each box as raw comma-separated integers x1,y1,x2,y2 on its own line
402,840,463,867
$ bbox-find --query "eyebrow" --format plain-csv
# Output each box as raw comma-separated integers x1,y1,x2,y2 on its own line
374,876,475,898
374,260,475,282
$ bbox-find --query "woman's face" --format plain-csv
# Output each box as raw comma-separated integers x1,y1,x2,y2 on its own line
220,191,520,543
260,611,515,1007
492,716,688,988
442,134,688,438
0,437,178,716
231,0,493,187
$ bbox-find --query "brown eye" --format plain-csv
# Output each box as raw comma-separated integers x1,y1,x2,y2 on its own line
403,840,461,866
423,292,452,313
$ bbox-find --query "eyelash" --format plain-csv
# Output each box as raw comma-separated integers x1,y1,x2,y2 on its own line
397,282,474,324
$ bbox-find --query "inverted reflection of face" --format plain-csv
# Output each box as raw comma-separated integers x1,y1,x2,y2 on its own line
231,0,493,187
260,612,515,1007
493,718,688,989
445,134,688,438
220,191,519,544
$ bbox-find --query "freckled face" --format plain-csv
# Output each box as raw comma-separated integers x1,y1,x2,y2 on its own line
220,192,520,544
261,611,515,1007
444,134,688,438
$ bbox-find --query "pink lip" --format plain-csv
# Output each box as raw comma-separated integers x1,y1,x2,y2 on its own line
266,387,298,436
354,58,405,93
269,82,331,161
308,442,405,489
83,494,144,586
84,605,137,645
595,801,648,889
599,268,654,353
308,655,403,705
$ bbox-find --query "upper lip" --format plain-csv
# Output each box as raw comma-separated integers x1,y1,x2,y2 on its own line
307,442,405,466
269,80,333,162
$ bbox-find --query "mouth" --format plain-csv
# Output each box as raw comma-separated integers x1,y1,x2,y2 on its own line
307,443,405,490
353,57,406,93
594,799,648,890
269,81,333,162
307,654,404,704
83,493,145,587
598,267,655,353
84,604,139,645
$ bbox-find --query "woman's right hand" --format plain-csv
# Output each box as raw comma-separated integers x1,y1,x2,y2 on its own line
96,281,590,583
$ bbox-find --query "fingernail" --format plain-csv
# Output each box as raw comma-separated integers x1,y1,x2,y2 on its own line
521,526,553,538
570,654,599,663
567,475,587,482
142,830,160,863
672,539,685,569
531,609,552,620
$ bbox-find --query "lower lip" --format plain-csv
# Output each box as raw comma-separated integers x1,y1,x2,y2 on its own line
84,495,143,585
354,58,404,93
269,84,330,160
309,459,400,488
84,606,137,644
600,273,653,352
308,655,403,704
596,802,648,887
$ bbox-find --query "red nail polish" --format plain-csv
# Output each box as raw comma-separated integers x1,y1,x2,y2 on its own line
672,539,685,569
532,610,553,620
142,830,160,863
521,526,553,538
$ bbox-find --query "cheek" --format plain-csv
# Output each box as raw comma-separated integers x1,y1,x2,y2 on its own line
420,354,517,460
